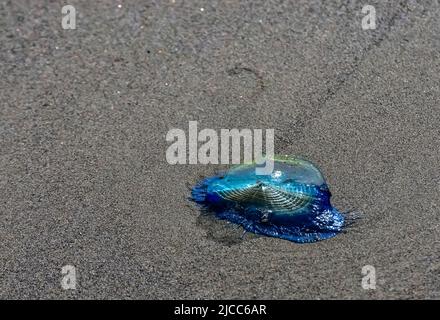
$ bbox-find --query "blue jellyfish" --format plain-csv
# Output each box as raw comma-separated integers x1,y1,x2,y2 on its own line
191,155,345,243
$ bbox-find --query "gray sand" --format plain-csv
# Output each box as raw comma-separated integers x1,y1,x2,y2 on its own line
0,0,439,299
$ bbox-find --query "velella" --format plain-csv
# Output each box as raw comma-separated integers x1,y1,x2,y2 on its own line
191,155,345,243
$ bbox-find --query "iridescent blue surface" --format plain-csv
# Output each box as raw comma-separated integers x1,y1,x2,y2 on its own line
191,156,345,243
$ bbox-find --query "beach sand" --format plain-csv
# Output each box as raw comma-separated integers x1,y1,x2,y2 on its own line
0,0,439,299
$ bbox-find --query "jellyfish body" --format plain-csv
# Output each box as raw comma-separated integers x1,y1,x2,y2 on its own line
191,156,345,243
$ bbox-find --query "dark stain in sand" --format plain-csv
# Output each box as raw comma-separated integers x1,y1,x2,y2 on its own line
196,212,259,246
